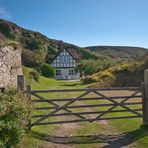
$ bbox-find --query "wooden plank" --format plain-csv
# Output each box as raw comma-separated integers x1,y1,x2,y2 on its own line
31,115,143,126
144,70,148,125
34,102,142,110
17,75,25,91
31,95,142,102
32,108,142,118
28,87,141,93
141,82,146,124
26,85,32,130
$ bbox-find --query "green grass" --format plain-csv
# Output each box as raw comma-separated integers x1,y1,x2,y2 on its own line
20,67,148,148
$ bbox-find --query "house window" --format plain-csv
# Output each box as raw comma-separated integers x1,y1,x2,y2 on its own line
56,69,61,76
69,69,75,75
59,55,70,63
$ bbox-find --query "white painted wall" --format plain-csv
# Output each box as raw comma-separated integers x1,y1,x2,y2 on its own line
54,68,80,80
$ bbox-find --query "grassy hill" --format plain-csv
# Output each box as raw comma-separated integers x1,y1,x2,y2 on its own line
0,19,105,65
0,18,148,67
86,46,148,61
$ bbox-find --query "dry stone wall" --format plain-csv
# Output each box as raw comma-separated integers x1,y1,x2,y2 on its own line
0,46,22,88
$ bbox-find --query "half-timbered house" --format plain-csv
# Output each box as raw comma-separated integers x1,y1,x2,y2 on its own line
51,49,80,80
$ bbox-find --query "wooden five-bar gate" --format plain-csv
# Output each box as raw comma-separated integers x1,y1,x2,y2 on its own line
25,70,148,129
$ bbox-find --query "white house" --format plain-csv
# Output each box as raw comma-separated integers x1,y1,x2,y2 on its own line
51,49,80,80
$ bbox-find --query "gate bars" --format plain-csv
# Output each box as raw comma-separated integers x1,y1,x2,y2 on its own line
27,86,143,128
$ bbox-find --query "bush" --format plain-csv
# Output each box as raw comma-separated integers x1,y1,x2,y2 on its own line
22,49,46,67
29,70,40,82
76,59,113,76
0,24,16,40
40,64,55,78
0,90,29,147
85,59,148,88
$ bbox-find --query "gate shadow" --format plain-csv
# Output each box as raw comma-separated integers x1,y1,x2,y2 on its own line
32,126,148,147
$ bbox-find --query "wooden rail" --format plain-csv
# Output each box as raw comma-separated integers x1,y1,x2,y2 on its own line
27,87,141,93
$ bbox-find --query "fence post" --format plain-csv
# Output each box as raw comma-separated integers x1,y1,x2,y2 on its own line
26,85,32,131
143,70,148,125
17,75,25,96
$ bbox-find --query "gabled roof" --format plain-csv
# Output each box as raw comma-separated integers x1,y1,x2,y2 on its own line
51,48,81,63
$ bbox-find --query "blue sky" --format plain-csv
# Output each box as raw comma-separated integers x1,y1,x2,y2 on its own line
0,0,148,48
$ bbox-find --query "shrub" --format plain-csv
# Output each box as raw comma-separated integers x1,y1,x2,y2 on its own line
40,64,55,78
0,24,16,40
22,49,45,67
86,59,148,88
82,76,98,84
29,70,40,82
76,59,113,76
0,90,29,147
90,77,115,88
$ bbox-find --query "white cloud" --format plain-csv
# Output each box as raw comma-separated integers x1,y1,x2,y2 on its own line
0,7,11,19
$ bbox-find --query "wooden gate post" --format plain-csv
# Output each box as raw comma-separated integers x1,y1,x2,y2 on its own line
26,85,32,131
143,70,148,125
17,75,25,96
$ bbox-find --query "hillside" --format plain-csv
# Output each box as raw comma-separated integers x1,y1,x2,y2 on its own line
83,57,148,87
0,19,105,65
0,18,148,67
86,46,148,61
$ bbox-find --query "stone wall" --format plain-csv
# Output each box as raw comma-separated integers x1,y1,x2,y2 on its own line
0,46,22,88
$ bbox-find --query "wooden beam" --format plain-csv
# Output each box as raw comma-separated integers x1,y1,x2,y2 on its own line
17,75,25,91
34,102,142,110
31,95,142,102
31,115,142,126
29,87,141,93
143,70,148,125
32,108,142,118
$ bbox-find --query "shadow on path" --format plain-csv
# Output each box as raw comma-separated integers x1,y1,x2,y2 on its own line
32,126,148,148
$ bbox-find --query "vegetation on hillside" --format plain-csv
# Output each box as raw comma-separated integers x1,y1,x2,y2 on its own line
83,57,148,87
86,46,148,61
0,40,20,49
1,18,148,70
0,19,107,68
76,59,115,76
